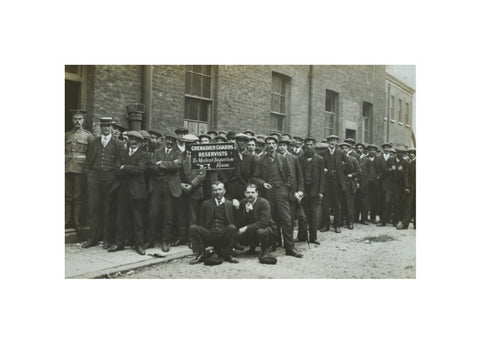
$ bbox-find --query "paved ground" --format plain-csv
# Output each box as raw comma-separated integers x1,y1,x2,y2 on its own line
112,222,416,279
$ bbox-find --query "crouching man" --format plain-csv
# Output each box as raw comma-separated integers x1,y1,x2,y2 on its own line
188,181,238,264
234,183,275,258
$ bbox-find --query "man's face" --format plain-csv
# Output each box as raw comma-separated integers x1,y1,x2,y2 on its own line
247,140,256,153
200,137,210,144
101,124,112,136
341,146,349,153
328,138,338,149
255,144,264,154
304,140,314,153
165,137,174,149
278,143,288,154
368,149,376,157
129,137,139,149
266,139,277,154
212,183,226,200
111,127,120,138
72,117,84,130
236,139,247,151
244,186,258,202
357,146,364,155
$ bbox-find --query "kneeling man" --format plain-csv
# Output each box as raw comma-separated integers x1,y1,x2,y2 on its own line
188,181,238,264
235,183,275,258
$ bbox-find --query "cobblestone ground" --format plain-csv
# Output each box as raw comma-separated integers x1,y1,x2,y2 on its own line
115,222,416,279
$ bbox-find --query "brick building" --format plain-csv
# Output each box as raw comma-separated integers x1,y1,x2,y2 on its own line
65,65,415,147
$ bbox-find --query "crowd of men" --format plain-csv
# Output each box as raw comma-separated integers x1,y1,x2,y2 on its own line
65,109,416,264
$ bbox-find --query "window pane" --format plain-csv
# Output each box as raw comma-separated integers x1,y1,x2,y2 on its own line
200,101,210,122
271,114,284,131
280,96,285,113
192,74,201,96
185,72,191,94
202,76,211,98
272,75,282,94
272,94,281,113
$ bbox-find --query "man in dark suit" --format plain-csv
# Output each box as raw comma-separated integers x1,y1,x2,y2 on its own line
390,147,409,227
339,142,362,230
397,148,416,230
376,143,395,226
322,135,352,233
357,144,376,224
188,181,239,264
252,136,302,258
297,137,325,244
219,133,259,202
291,136,304,157
234,183,276,257
82,117,123,249
107,131,148,255
146,133,183,252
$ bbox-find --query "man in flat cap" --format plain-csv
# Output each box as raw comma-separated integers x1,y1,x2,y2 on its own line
253,136,302,257
146,132,183,252
390,147,409,227
292,136,304,156
322,135,352,233
246,136,257,155
82,117,123,249
365,144,381,224
108,131,148,255
174,134,206,247
65,110,94,231
297,137,325,243
219,133,259,202
338,142,362,230
174,127,188,153
397,148,415,230
376,143,395,227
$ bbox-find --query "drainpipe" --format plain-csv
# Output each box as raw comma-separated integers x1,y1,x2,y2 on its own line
307,65,313,137
142,65,153,130
386,83,391,142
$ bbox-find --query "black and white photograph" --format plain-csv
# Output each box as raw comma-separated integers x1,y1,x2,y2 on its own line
64,65,416,279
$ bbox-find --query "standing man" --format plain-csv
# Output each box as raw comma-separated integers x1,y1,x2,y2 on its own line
376,143,395,227
108,131,148,255
146,133,183,251
65,110,94,230
235,183,276,257
339,142,362,230
253,136,302,257
188,181,239,264
82,117,123,248
397,148,416,230
297,137,325,244
220,133,258,202
291,136,304,156
322,135,351,233
246,137,257,155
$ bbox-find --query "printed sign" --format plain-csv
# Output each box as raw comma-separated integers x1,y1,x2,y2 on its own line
190,143,236,170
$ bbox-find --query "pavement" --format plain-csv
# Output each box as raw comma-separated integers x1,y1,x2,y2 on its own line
65,242,193,279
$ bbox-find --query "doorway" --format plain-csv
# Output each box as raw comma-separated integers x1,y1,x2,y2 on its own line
65,80,81,132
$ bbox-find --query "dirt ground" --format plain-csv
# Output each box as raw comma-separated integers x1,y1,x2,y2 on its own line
114,221,415,279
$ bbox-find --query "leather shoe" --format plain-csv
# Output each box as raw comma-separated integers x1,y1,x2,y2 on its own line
396,222,407,230
348,224,354,230
143,242,155,249
171,239,186,247
224,256,239,263
334,227,341,233
320,226,329,232
103,242,111,250
107,244,124,252
376,222,386,227
135,246,146,255
286,250,303,258
81,240,97,248
309,239,320,245
161,242,170,253
233,244,244,251
189,253,205,265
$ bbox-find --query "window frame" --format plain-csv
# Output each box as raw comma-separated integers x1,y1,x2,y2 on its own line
270,72,290,133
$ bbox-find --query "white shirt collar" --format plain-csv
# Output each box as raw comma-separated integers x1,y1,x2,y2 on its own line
101,133,112,145
215,197,225,206
129,146,139,155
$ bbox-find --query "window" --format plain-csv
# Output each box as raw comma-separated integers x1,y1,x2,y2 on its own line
325,90,339,137
405,102,410,126
398,99,402,123
362,102,373,143
184,65,213,134
346,129,356,140
390,95,395,122
270,73,290,132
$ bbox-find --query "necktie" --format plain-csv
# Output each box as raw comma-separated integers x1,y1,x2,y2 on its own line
129,148,134,156
102,136,106,147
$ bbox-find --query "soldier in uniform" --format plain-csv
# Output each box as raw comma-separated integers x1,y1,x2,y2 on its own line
65,110,94,230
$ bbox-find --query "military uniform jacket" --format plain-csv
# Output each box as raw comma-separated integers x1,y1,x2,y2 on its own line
65,128,93,174
235,197,276,235
112,148,148,200
297,152,326,197
148,146,183,198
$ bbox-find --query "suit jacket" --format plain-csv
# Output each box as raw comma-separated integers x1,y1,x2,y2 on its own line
297,152,326,197
112,148,148,200
359,157,376,193
343,155,362,194
324,148,351,191
148,146,183,198
253,152,293,190
283,153,305,201
86,136,123,172
235,197,276,235
404,158,416,191
180,151,206,200
219,150,258,186
199,198,236,229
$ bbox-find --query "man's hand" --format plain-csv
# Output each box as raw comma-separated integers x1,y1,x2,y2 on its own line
232,199,240,209
398,165,403,171
120,165,125,170
319,193,324,200
391,165,396,171
405,188,410,194
348,174,352,178
239,226,247,234
264,183,272,189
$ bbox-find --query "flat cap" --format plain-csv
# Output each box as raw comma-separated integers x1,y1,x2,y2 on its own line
326,135,340,141
338,142,352,148
126,130,144,141
148,129,163,137
293,136,304,142
265,135,279,144
112,121,127,131
243,130,255,136
207,130,218,136
164,132,178,140
381,142,393,148
355,142,366,149
70,109,86,118
174,127,189,135
181,133,199,143
367,144,379,150
304,136,317,143
198,134,212,141
234,133,250,140
139,130,152,139
213,135,228,142
344,138,356,145
315,142,329,149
